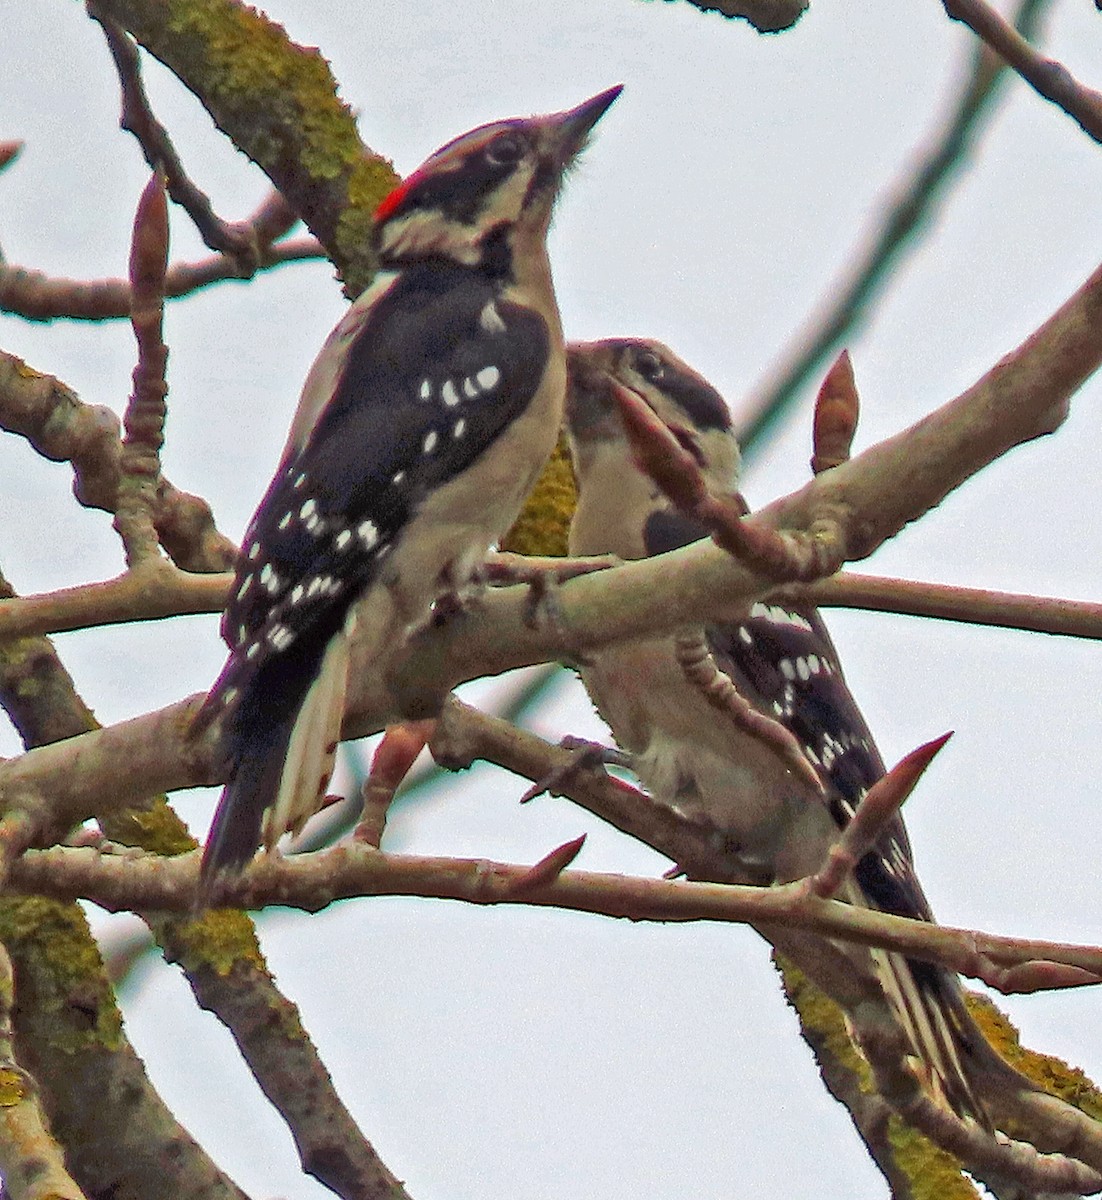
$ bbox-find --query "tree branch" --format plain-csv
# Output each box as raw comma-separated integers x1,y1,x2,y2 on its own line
86,0,399,295
0,937,87,1200
739,0,1049,435
942,0,1102,144
798,572,1102,640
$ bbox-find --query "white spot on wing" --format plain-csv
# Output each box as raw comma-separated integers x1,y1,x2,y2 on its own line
277,512,291,531
419,379,432,401
462,376,479,398
476,365,501,391
392,471,405,486
335,529,353,551
738,626,752,645
357,519,379,549
453,417,467,439
268,623,294,651
247,543,260,562
236,576,252,601
441,381,460,407
779,659,796,681
423,430,439,454
300,499,317,520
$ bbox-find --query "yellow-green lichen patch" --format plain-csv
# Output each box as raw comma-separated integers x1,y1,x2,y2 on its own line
885,1112,978,1200
100,795,196,858
502,438,578,558
966,991,1102,1120
13,358,43,381
161,907,266,978
776,954,873,1085
0,1066,26,1106
163,0,362,173
0,899,123,1054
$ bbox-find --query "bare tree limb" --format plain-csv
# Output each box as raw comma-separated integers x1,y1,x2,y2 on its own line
92,12,262,265
739,0,1049,436
0,236,322,322
0,350,236,572
15,839,1102,999
797,572,1102,640
942,0,1102,143
87,0,399,296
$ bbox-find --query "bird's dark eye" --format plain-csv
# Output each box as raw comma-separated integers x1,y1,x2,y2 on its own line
486,132,526,166
634,348,665,382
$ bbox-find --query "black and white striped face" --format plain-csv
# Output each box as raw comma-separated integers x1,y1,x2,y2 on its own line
566,338,740,495
375,86,621,271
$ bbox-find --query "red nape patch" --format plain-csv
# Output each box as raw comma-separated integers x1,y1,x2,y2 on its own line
375,175,416,222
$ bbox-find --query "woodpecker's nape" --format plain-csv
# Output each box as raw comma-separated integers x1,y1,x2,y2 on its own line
196,89,621,895
566,337,997,1126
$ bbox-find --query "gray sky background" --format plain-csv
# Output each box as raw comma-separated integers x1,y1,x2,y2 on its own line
4,2,1102,1197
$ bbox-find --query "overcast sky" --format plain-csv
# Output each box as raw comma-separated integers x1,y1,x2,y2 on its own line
4,2,1102,1197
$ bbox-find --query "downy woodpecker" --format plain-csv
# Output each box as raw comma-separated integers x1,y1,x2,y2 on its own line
566,337,995,1125
197,87,622,886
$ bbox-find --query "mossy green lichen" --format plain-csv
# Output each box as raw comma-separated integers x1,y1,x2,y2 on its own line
776,953,873,1086
0,899,123,1055
99,795,196,858
502,438,578,558
159,908,265,978
777,955,979,1198
885,1111,979,1200
0,1066,26,1106
966,991,1102,1120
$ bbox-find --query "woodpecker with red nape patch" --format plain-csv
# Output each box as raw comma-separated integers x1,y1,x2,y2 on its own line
565,337,1022,1130
196,88,622,889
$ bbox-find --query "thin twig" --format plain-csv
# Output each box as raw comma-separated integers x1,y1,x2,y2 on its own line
113,171,170,566
14,843,1102,993
0,237,322,322
0,351,236,572
942,0,1102,144
807,734,951,899
738,0,1050,439
0,565,230,639
93,12,260,264
797,573,1102,641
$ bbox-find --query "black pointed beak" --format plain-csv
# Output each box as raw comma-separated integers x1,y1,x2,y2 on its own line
548,85,623,162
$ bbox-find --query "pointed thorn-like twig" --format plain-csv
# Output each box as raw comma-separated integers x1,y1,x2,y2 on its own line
809,732,953,898
611,380,842,583
505,835,587,895
811,349,860,475
0,141,23,173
